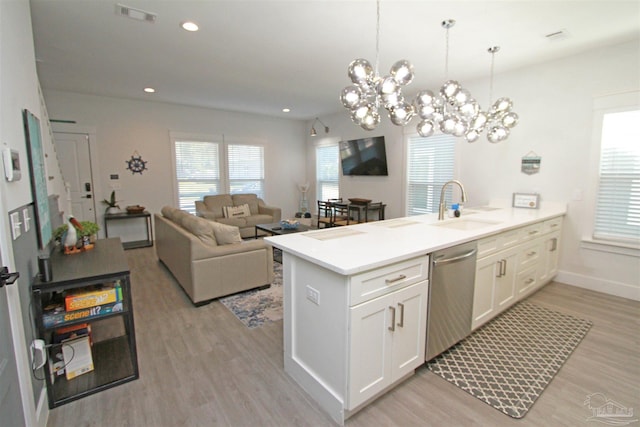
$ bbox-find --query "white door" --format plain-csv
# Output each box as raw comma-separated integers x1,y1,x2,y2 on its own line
54,132,96,223
0,249,26,427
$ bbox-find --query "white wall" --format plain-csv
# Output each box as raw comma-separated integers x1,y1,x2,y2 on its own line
42,91,308,230
309,39,640,300
0,0,67,425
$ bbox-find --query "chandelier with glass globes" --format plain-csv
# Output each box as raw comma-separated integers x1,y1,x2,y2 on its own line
339,9,518,144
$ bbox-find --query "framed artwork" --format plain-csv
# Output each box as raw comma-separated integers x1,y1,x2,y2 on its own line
24,109,52,249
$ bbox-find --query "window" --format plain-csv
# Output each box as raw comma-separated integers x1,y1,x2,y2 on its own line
174,140,221,213
172,135,265,214
227,144,264,198
405,134,455,216
593,109,640,244
316,144,340,202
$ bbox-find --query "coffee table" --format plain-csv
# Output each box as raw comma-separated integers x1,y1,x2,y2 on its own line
255,222,311,238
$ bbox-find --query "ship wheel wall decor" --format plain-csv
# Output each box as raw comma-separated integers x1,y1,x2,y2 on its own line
126,151,148,175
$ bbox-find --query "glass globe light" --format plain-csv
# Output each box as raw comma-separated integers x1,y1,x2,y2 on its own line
340,85,362,109
390,60,414,86
348,59,374,86
417,120,435,137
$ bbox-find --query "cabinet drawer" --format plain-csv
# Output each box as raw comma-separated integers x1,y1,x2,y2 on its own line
519,223,543,242
350,256,429,306
518,241,542,269
516,266,538,296
543,216,563,234
477,228,519,259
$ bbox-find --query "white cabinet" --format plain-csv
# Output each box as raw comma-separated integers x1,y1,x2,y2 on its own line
472,216,563,330
282,253,428,425
348,280,427,409
472,247,518,329
538,230,560,284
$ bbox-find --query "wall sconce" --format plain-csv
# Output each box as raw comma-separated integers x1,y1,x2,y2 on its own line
311,118,329,136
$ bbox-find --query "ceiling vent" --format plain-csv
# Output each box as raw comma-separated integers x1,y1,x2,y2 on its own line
545,29,569,42
115,3,157,23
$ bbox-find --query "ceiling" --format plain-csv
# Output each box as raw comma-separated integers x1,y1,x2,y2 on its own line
30,1,640,120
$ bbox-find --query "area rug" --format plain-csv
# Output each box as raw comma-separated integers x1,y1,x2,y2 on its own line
219,263,282,329
427,302,592,418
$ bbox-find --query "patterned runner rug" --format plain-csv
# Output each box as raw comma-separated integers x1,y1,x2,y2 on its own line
428,302,592,418
219,263,283,328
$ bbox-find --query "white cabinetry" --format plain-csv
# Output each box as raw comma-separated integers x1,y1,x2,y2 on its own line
472,216,563,330
283,253,428,425
348,280,427,409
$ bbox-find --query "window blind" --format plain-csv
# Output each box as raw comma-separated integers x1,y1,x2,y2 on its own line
594,110,640,243
406,134,455,216
174,141,220,213
227,144,264,198
316,144,340,202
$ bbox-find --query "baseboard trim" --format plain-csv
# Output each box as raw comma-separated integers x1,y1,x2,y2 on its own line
35,386,48,427
555,270,640,301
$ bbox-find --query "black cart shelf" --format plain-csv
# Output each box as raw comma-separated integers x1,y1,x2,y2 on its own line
32,238,139,408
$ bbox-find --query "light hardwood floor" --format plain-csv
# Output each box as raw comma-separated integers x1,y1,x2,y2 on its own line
47,246,640,426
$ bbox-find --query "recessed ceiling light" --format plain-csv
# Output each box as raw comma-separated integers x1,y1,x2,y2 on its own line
143,87,155,93
282,108,291,113
181,21,199,32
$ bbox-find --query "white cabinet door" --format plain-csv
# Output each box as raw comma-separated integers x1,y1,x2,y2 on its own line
349,292,394,408
494,250,518,312
348,280,427,410
472,255,498,329
390,281,427,379
538,231,560,284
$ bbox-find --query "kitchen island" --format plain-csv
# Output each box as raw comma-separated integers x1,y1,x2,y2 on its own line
265,202,566,425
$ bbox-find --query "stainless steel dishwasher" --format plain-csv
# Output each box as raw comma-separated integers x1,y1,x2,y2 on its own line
425,240,477,361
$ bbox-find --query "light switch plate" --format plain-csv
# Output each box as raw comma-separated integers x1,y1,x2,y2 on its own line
10,212,22,239
512,193,540,209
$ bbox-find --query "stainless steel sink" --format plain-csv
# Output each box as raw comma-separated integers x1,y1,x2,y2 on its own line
431,218,502,231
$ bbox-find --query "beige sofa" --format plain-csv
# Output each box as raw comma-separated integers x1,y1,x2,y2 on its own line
195,193,281,239
155,207,274,305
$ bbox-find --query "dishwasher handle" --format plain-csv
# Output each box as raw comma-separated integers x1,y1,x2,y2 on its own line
432,248,477,266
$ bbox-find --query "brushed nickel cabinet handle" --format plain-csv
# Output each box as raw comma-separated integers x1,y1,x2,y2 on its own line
551,238,558,251
388,306,396,331
385,274,407,284
397,302,405,327
496,261,503,277
527,251,537,257
501,259,507,276
525,278,535,285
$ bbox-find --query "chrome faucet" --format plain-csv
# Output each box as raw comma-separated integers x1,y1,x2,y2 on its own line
438,180,467,220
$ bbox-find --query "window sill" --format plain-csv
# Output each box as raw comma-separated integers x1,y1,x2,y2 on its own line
580,238,640,257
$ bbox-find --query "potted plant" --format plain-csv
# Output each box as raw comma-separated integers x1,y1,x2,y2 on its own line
52,220,100,250
102,190,121,214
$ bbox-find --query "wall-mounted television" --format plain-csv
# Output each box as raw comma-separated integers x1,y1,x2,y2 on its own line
340,136,388,176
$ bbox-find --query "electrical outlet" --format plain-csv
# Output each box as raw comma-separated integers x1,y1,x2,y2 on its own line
306,285,320,305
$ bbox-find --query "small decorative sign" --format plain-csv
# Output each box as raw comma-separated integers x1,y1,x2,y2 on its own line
521,151,541,175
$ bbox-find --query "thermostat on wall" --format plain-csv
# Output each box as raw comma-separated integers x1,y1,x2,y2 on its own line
512,193,540,209
3,148,21,182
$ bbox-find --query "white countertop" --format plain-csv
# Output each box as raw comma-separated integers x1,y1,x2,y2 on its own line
265,202,567,275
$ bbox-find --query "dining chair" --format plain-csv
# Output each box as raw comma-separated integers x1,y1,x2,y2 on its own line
332,202,352,226
317,200,335,228
364,202,386,222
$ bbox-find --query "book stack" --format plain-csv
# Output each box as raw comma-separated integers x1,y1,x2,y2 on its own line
42,282,124,328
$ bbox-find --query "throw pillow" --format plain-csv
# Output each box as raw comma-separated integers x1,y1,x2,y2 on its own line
223,203,250,219
210,221,242,245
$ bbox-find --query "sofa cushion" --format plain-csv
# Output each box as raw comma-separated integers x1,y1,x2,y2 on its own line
223,203,251,219
244,214,276,227
179,213,218,247
232,194,260,215
161,206,179,220
203,194,233,218
210,221,242,245
216,216,247,228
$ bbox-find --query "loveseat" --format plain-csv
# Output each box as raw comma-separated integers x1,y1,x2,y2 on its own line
155,206,274,305
195,193,281,239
